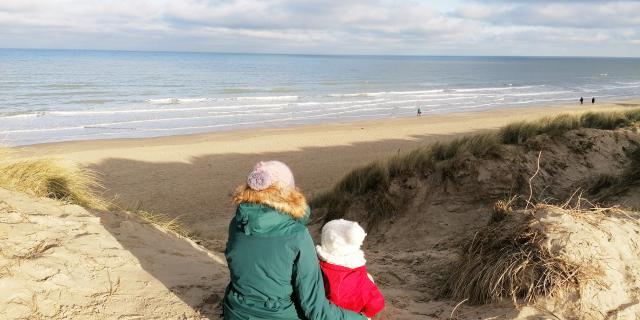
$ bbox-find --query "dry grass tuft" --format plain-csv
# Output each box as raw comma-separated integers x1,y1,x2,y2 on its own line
443,205,588,306
134,210,192,238
0,149,107,209
0,265,13,278
14,240,59,260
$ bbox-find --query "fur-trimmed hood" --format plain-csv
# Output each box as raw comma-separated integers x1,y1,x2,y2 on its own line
233,184,308,220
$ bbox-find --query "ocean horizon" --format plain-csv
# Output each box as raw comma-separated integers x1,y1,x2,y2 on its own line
1,48,639,146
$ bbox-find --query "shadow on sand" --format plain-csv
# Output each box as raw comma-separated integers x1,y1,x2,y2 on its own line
89,130,488,318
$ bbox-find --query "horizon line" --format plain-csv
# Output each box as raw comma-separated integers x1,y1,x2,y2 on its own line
1,47,638,59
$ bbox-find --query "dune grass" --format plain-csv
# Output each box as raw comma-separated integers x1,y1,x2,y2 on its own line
311,109,640,222
0,148,197,240
444,204,596,306
0,154,107,210
499,109,640,144
132,210,192,238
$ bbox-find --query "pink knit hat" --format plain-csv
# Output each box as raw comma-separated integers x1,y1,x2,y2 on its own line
246,160,295,191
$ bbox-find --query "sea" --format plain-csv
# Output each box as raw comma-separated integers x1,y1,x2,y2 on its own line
1,49,639,146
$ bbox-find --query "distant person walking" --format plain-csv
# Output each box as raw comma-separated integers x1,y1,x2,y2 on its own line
580,97,584,105
417,107,422,117
592,97,596,104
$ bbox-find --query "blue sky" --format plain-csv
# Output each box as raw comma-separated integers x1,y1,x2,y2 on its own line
0,0,638,56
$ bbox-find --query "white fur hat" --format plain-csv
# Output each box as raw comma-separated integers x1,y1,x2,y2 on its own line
316,219,367,268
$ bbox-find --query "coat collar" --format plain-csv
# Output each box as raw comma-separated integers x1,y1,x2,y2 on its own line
235,203,304,236
233,184,308,220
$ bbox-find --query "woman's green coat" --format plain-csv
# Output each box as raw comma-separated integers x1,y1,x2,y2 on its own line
223,203,366,320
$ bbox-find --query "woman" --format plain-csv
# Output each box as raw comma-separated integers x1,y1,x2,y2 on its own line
223,160,367,320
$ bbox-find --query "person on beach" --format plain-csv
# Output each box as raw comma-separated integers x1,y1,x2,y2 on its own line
580,97,584,105
592,97,596,104
223,161,368,320
316,219,385,319
417,107,422,117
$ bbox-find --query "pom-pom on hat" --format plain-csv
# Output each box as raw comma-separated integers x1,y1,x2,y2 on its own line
246,160,295,191
316,219,367,268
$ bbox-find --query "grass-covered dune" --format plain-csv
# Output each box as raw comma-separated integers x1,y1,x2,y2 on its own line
311,108,640,227
0,150,194,237
310,108,640,318
446,204,640,319
0,152,106,209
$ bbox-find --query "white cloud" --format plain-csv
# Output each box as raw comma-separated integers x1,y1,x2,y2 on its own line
0,0,638,56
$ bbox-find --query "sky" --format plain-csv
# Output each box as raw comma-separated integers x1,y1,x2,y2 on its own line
0,0,638,57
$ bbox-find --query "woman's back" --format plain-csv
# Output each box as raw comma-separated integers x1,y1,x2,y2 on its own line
224,203,307,319
223,167,365,320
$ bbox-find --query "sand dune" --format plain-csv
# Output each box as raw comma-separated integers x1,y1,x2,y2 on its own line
0,188,227,319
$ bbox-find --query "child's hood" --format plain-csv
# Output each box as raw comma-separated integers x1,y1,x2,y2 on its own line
316,219,367,268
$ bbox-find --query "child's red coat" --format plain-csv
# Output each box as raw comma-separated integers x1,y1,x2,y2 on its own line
319,260,385,318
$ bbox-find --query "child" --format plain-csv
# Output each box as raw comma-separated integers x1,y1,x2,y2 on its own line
316,219,385,319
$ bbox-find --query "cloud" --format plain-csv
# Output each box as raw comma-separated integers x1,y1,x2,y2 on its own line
0,0,638,56
453,1,640,29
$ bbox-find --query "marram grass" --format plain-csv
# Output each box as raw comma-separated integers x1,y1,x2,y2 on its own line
312,108,640,222
0,151,107,210
133,210,192,238
0,148,196,238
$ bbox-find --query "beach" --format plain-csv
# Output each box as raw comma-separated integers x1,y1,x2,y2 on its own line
5,99,640,319
5,2,640,318
18,100,639,241
4,50,640,146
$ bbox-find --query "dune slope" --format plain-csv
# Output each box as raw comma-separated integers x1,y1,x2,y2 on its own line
312,113,640,319
0,188,228,320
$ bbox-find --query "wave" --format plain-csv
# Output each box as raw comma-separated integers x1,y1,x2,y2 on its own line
221,87,259,94
297,99,386,106
453,85,545,93
0,112,42,119
0,126,86,134
233,95,299,102
63,99,114,105
39,83,91,89
146,98,208,105
615,81,640,86
83,112,286,128
324,86,547,98
20,91,110,97
48,103,290,116
146,95,300,104
328,92,387,98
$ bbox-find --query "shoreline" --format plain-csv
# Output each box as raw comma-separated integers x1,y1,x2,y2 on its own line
18,98,640,158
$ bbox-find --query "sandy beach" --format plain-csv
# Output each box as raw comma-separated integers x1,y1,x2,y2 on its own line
5,2,640,318
17,100,639,241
